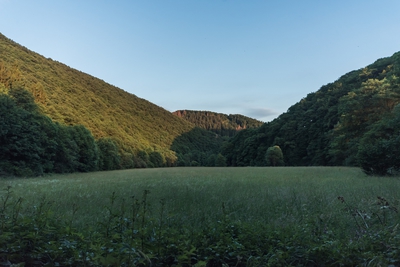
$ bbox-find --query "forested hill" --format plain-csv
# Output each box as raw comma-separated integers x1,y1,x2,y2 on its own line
172,110,264,137
0,32,222,169
223,51,400,173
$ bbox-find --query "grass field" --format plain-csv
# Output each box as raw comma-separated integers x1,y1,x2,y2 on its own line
2,167,400,266
1,167,399,230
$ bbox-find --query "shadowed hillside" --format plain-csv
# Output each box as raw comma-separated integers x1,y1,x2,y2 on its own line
223,51,400,174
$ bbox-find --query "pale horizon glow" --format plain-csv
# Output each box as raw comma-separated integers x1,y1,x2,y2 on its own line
1,1,400,122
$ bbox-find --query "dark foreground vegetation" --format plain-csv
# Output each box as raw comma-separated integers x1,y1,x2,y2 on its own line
1,167,400,266
1,186,400,266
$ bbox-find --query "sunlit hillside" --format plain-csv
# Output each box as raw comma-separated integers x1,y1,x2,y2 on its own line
0,33,216,162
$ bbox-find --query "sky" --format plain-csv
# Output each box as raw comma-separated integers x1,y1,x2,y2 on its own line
1,1,400,122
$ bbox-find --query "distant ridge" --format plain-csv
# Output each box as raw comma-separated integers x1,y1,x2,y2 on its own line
173,110,264,137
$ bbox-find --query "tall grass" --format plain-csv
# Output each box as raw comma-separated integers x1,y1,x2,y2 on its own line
1,167,399,232
2,167,400,266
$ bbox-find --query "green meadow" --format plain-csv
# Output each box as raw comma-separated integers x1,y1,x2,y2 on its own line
1,167,388,228
2,167,400,266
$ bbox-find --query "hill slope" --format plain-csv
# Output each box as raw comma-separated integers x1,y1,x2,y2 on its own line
172,110,264,137
0,33,220,164
223,51,400,171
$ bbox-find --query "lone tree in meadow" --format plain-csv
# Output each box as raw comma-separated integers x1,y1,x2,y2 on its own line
265,145,284,166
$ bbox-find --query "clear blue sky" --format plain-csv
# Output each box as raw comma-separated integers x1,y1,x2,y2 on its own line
1,1,400,121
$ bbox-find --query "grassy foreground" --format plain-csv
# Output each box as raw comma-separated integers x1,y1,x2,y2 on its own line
1,167,400,266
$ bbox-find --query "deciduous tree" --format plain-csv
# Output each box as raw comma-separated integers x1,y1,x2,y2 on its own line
265,146,284,166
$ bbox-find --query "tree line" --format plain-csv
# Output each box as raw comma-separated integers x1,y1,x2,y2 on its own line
0,85,276,176
0,86,230,176
0,86,179,176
